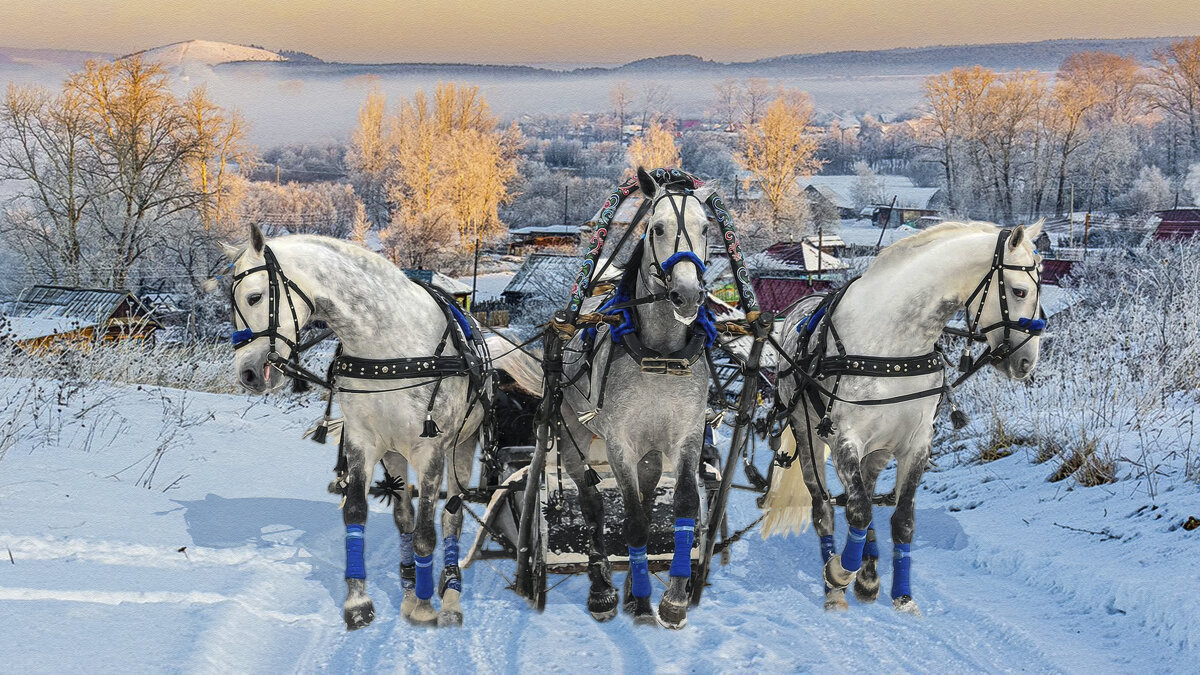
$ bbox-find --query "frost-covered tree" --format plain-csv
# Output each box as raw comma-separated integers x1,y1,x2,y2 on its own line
626,122,680,174
737,88,822,228
851,161,886,210
1123,165,1173,214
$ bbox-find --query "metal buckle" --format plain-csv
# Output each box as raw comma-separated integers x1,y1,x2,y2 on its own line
641,357,692,375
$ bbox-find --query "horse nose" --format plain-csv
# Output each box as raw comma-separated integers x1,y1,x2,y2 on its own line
668,290,686,308
241,368,260,389
1018,357,1032,373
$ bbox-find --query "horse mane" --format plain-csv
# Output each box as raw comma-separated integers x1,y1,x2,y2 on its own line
867,220,1008,273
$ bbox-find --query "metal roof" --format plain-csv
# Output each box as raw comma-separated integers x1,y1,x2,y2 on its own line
2,285,157,341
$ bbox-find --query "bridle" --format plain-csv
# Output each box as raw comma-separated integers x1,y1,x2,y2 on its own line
229,245,315,379
642,184,710,289
951,229,1046,380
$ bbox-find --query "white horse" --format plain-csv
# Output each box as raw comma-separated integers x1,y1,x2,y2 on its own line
223,224,538,629
556,168,715,628
767,220,1045,614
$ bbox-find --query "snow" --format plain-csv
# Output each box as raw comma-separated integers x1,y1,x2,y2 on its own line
1,375,1196,671
453,272,513,302
129,40,285,68
837,218,918,248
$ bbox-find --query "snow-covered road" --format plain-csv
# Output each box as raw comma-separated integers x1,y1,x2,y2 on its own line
1,380,1196,672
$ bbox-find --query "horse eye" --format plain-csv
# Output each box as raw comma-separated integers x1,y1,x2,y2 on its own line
247,292,263,306
1013,288,1027,299
653,225,665,237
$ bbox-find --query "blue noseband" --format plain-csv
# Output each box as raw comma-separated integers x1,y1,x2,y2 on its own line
660,251,706,275
230,328,254,347
1017,317,1046,332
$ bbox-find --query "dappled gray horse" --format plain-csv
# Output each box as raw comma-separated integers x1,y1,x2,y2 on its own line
769,220,1045,614
557,168,716,628
223,224,537,629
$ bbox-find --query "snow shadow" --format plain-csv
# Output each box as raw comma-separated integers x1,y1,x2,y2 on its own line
175,493,358,607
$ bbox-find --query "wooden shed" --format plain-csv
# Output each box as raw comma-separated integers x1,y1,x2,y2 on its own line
0,285,161,352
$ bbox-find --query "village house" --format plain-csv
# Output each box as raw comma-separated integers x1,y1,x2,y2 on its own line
798,175,944,226
1153,208,1200,241
745,240,850,315
0,285,162,352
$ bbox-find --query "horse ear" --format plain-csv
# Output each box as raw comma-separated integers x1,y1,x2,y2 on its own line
250,223,265,254
219,241,242,261
636,167,657,200
1008,224,1026,250
1025,218,1045,242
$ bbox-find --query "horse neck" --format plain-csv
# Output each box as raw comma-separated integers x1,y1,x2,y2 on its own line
272,239,446,359
633,263,692,354
836,232,995,357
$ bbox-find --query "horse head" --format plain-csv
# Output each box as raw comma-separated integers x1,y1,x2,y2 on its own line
224,223,314,393
635,166,713,324
972,220,1045,380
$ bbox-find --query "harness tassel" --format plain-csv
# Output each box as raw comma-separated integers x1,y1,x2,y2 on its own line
950,406,969,430
583,466,602,487
421,414,441,438
311,420,329,445
816,416,834,438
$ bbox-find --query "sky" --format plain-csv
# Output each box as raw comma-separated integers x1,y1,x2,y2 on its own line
4,0,1199,64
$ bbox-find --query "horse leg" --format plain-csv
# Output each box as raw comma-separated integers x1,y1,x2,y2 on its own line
407,451,442,625
890,446,929,615
559,415,618,621
789,416,844,610
437,434,474,627
381,452,418,619
625,452,661,612
658,438,701,630
609,444,655,625
853,451,892,604
823,439,873,596
341,439,376,630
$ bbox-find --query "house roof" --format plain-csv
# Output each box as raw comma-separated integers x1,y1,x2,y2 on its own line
502,253,582,305
750,277,830,314
799,175,917,211
1,285,157,341
1156,208,1200,224
403,269,473,296
749,241,849,276
508,224,584,237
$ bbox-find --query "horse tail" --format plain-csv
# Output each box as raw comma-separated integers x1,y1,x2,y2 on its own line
485,334,543,397
760,425,828,538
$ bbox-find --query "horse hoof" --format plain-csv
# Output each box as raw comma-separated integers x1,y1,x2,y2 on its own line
823,588,849,612
400,589,418,618
853,562,880,603
893,595,922,616
823,554,856,590
406,599,438,626
588,586,619,622
343,598,375,630
656,597,688,629
437,609,463,627
630,596,656,626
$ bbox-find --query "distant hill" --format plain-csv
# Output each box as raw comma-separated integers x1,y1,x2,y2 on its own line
123,40,287,67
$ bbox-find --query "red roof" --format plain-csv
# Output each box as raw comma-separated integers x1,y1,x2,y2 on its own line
1154,208,1200,241
751,277,830,314
1041,259,1074,285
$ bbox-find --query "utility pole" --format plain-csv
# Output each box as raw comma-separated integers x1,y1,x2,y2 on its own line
563,184,569,224
470,233,480,311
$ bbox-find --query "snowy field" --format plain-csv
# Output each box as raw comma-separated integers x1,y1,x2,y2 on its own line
1,376,1197,673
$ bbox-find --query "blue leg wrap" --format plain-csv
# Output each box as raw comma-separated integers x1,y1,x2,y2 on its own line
892,543,912,599
415,553,434,599
345,524,366,580
443,535,462,593
864,522,879,559
399,533,414,589
628,545,651,598
841,525,869,572
819,534,836,564
670,518,695,578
